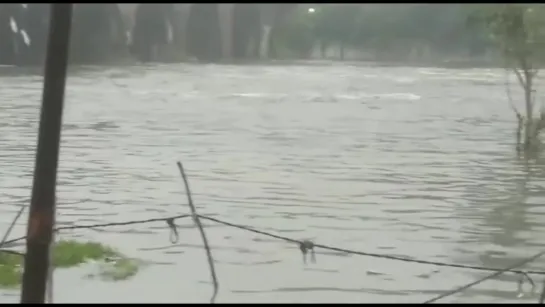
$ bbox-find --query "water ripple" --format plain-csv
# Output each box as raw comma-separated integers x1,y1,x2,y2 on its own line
0,62,544,303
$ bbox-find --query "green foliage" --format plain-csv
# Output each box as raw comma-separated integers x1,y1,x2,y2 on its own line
471,4,545,152
357,4,489,56
313,4,362,47
53,240,118,268
0,253,23,288
273,8,317,58
0,240,140,289
274,4,500,61
272,4,545,62
472,4,545,67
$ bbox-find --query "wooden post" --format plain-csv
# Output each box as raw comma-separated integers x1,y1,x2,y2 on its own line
20,3,72,304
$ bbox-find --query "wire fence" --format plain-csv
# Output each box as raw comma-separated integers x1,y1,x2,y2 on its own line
2,162,545,304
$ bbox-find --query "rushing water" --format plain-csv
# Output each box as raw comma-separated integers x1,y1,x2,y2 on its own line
1,62,545,303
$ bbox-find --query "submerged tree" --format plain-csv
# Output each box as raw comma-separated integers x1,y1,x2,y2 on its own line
472,4,545,152
272,7,316,59
312,4,361,60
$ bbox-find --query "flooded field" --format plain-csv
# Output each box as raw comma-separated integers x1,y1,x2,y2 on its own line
1,62,545,303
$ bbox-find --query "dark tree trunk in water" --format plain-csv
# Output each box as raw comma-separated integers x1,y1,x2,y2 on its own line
524,73,534,149
70,4,122,64
25,4,50,66
320,41,326,59
0,5,23,65
132,4,170,62
187,4,221,61
0,4,46,66
233,4,259,59
107,4,128,57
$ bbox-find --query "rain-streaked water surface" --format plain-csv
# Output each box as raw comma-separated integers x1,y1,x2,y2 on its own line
1,62,545,303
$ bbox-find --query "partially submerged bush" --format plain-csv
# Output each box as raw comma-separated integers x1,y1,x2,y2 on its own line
471,4,545,152
0,252,23,288
0,239,140,288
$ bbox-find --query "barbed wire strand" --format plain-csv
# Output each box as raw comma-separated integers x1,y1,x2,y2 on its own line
2,204,545,303
198,215,545,276
0,203,54,303
177,161,218,304
3,212,545,277
0,214,191,248
0,205,26,247
0,206,27,257
422,250,545,304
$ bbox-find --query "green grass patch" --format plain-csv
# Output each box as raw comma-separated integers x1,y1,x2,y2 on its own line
0,240,140,288
53,240,118,268
0,252,23,288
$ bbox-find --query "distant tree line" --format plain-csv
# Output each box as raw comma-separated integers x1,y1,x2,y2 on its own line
4,4,544,67
272,4,498,62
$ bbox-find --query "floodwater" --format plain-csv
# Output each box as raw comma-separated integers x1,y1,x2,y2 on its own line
1,62,545,303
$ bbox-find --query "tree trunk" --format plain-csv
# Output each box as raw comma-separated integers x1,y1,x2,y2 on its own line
521,68,534,149
218,4,234,61
259,25,271,59
320,41,326,59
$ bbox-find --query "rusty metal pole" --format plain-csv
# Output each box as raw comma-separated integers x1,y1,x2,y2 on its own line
20,3,73,304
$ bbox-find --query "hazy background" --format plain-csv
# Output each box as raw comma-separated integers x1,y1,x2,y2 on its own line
1,3,545,304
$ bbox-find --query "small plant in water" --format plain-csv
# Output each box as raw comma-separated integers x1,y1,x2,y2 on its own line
0,252,23,288
91,257,140,281
0,239,140,288
53,240,118,268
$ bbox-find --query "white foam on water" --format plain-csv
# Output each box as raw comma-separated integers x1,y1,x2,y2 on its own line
393,77,416,84
338,93,421,101
231,93,270,98
379,93,421,101
20,30,31,46
9,17,18,33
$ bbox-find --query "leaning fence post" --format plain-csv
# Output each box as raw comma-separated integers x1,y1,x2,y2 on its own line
20,3,73,304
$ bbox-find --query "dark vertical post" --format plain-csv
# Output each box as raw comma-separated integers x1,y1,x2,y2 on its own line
20,3,73,304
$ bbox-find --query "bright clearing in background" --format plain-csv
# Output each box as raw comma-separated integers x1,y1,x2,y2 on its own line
308,8,315,13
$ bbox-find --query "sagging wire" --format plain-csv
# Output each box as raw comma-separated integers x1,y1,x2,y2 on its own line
1,214,191,248
0,214,545,303
2,209,545,302
1,160,544,302
198,214,545,279
0,205,27,247
423,250,545,304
